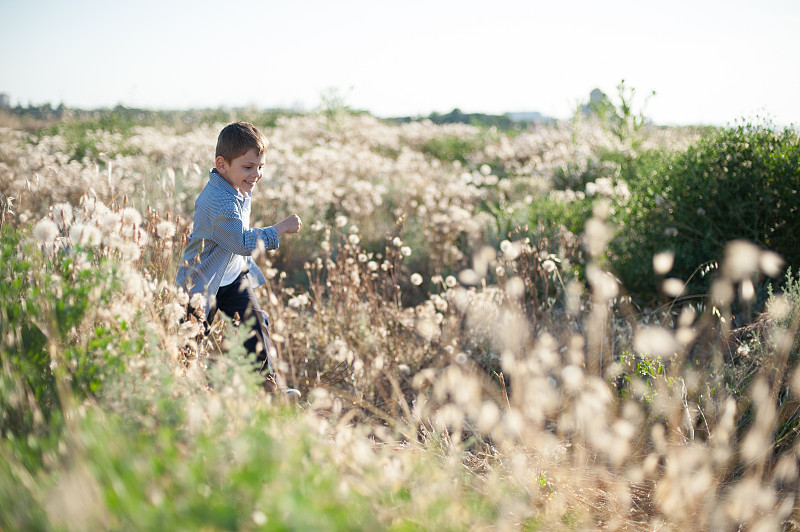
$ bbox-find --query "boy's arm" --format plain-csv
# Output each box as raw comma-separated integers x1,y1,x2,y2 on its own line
213,209,279,254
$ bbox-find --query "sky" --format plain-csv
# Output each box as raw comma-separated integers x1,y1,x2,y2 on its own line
1,0,799,126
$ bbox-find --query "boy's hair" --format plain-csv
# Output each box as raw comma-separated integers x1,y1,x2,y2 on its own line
215,122,268,162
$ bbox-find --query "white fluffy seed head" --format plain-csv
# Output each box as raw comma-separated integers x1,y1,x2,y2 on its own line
156,220,176,239
33,218,59,243
653,251,674,275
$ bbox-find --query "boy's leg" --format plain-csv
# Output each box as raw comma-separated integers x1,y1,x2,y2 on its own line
214,271,278,386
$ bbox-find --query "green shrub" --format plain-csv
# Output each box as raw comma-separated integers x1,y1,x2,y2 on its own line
526,193,593,238
611,121,800,302
421,135,480,164
0,228,128,468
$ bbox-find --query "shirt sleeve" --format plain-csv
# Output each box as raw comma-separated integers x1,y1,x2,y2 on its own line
212,207,279,255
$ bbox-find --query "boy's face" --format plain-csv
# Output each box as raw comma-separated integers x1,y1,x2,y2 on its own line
215,148,266,195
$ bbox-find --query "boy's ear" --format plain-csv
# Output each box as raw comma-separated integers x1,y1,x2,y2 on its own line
215,155,228,173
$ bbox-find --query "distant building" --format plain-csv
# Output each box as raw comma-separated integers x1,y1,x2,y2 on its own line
0,93,9,108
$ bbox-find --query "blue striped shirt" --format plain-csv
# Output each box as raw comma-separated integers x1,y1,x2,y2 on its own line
175,169,279,318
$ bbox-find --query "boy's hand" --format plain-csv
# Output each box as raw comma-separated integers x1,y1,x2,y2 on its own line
275,214,302,236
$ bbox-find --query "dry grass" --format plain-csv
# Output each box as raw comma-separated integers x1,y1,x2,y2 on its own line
1,113,798,530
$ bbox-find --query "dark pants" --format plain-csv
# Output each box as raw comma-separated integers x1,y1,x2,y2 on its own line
208,271,276,383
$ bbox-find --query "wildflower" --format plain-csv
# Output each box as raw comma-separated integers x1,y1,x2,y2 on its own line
367,260,378,271
119,242,141,261
476,401,500,432
69,223,102,246
662,278,685,297
736,344,751,356
445,275,457,288
288,294,309,308
179,320,204,339
410,273,423,286
96,209,121,233
500,240,521,261
740,279,755,301
652,251,674,275
400,246,411,257
634,326,679,357
136,228,149,247
121,207,142,226
416,318,438,340
189,293,207,311
759,251,784,278
348,234,360,246
505,276,524,299
252,511,267,526
541,259,557,273
432,295,448,312
767,294,790,320
33,218,59,243
156,220,176,239
392,237,403,247
561,364,584,392
51,203,73,229
458,268,480,285
614,181,631,201
722,240,760,281
163,302,186,326
586,264,618,301
583,218,611,258
335,215,348,227
176,289,190,306
326,339,354,363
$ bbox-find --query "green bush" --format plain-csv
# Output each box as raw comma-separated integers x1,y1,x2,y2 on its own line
0,228,128,468
421,135,480,164
611,121,800,302
526,193,593,238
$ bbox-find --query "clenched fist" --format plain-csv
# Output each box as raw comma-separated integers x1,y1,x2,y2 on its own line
274,214,302,236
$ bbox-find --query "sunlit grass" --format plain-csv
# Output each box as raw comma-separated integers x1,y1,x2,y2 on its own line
1,110,798,530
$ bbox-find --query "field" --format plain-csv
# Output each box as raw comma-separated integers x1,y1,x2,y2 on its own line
1,102,800,531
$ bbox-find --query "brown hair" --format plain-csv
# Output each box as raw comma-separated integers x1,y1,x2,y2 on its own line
215,122,268,162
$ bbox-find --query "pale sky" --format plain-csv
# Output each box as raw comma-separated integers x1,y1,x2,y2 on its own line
2,0,799,126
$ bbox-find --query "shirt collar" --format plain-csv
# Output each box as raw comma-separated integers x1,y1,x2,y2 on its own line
209,169,247,201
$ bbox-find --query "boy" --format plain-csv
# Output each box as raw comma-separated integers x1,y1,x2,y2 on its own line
176,121,301,396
